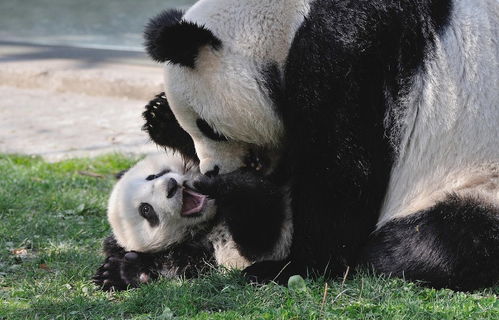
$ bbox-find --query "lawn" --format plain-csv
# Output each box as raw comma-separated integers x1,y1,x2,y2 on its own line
0,154,498,320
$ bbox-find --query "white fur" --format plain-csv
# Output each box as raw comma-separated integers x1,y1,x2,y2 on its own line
163,0,312,174
379,0,499,225
108,152,217,252
208,223,251,269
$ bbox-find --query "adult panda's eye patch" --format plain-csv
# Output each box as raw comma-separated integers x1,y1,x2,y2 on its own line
196,119,228,142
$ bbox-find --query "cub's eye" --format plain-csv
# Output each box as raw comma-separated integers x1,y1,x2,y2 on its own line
196,119,228,142
139,203,154,217
138,203,159,227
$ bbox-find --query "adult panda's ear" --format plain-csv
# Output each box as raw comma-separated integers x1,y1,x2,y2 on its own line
144,9,222,68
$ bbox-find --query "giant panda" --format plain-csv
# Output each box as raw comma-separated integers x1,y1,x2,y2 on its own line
93,145,292,290
143,0,499,290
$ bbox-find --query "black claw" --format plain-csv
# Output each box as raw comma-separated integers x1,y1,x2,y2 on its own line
108,257,121,263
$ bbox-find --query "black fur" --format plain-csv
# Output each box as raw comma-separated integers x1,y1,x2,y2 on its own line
102,235,126,257
144,9,221,68
258,63,284,115
194,168,287,260
142,92,198,162
244,0,453,282
196,119,228,142
361,196,499,291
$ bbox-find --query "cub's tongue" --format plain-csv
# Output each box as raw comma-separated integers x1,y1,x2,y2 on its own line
181,188,208,216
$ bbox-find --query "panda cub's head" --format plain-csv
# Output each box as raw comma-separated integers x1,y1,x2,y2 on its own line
108,152,216,253
144,4,292,175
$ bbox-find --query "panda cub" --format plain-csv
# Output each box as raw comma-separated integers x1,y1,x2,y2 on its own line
93,150,291,291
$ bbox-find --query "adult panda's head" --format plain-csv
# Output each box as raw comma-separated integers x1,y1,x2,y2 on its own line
144,2,301,175
108,152,216,252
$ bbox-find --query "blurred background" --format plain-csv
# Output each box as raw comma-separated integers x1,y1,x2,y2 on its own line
0,0,195,50
0,0,196,161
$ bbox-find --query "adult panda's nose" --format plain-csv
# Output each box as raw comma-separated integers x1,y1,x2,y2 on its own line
167,178,178,198
205,165,220,177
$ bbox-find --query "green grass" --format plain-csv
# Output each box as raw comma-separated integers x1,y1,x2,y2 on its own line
0,154,497,320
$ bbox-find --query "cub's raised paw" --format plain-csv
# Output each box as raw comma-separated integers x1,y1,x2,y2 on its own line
120,251,157,286
194,168,268,199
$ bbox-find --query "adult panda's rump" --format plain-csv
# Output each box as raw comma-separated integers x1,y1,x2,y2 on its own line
361,195,499,291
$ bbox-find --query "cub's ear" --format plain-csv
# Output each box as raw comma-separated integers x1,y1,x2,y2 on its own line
114,169,129,180
144,8,222,68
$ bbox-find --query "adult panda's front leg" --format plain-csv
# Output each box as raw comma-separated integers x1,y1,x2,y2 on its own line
142,92,198,161
194,168,290,263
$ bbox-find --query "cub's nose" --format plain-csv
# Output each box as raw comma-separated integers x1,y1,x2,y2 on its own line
167,178,178,198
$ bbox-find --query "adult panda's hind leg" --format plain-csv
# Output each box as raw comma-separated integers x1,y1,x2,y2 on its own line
361,196,499,291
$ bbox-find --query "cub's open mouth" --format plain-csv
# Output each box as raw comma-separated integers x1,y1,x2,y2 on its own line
181,187,208,217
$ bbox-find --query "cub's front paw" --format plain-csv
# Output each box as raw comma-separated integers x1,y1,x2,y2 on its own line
92,252,156,291
93,255,128,291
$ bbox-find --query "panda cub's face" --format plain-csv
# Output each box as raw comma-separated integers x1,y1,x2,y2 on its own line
108,153,216,253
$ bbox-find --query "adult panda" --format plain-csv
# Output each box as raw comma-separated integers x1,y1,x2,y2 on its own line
143,0,499,290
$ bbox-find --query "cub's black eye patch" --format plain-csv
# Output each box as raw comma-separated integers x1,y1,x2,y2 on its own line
138,203,160,227
146,169,171,181
196,119,228,142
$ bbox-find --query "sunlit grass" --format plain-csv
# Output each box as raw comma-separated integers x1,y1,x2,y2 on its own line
0,154,497,320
